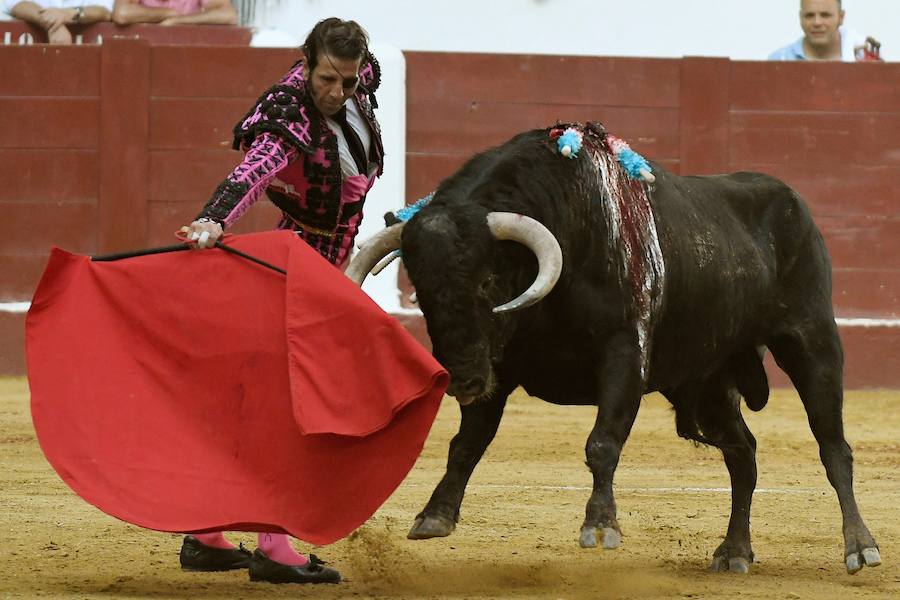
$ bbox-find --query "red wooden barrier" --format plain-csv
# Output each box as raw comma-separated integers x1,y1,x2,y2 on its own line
0,20,251,46
0,43,897,388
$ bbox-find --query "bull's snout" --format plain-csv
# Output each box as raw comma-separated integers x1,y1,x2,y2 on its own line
447,376,486,402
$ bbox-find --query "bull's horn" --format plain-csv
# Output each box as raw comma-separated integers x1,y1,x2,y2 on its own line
487,212,563,313
345,223,404,286
372,249,402,276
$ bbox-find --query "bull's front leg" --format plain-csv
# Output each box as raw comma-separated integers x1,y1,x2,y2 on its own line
408,394,509,540
580,332,643,549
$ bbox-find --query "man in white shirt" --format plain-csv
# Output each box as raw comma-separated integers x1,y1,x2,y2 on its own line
769,0,882,61
3,0,112,44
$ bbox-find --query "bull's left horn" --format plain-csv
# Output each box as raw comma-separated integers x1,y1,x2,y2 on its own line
487,212,563,313
345,223,404,286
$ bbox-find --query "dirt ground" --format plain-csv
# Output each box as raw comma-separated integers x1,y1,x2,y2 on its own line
1,377,898,599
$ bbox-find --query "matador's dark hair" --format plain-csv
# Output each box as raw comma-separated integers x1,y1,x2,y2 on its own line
302,18,369,72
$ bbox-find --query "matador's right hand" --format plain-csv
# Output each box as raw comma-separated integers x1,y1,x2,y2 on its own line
178,218,224,249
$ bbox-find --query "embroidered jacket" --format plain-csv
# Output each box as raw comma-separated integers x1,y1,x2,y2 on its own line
197,53,385,266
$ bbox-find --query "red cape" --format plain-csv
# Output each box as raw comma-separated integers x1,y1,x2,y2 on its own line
26,231,448,545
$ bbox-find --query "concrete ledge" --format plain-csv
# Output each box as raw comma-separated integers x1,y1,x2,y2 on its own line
396,312,900,391
4,308,898,390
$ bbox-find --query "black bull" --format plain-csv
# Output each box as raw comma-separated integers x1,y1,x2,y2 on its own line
347,127,880,574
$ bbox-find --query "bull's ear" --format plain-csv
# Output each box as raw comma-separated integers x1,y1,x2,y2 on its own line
345,223,404,286
487,212,563,313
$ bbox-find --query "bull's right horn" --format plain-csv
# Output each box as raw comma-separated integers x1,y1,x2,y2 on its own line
487,212,563,313
345,223,404,286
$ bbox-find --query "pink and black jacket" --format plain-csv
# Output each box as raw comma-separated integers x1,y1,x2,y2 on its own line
197,54,384,266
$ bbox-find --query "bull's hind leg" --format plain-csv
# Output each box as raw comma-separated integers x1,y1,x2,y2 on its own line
667,379,758,573
407,393,509,540
769,323,881,573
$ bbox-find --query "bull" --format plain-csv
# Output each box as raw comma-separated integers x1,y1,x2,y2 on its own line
347,123,880,574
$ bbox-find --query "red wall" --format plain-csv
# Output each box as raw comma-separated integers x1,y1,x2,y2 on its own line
1,43,897,388
405,54,900,320
1,21,251,46
403,53,900,389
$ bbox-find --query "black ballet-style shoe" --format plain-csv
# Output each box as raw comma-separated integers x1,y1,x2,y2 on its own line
248,549,342,584
179,535,252,571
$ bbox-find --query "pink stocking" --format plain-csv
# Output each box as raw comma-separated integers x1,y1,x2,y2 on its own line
191,531,235,550
257,532,308,566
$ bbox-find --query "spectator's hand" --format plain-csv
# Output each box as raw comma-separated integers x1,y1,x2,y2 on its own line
178,219,223,249
47,25,73,45
38,8,71,31
854,37,883,62
158,17,178,26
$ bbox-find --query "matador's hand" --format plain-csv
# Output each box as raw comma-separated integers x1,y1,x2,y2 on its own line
178,219,223,249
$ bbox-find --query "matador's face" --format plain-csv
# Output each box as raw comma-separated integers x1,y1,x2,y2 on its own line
304,52,363,117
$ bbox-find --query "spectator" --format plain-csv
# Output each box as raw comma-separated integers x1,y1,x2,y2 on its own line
111,0,236,26
3,0,112,44
174,17,386,585
769,0,882,61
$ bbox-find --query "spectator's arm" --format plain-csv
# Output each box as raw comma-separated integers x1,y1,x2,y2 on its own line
10,2,110,27
158,0,237,26
7,1,46,27
112,0,177,25
9,1,72,43
74,5,113,24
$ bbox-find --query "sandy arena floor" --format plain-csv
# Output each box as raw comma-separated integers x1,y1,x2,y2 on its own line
1,377,898,599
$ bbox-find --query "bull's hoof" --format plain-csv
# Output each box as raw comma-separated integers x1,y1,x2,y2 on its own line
579,526,621,549
407,515,455,540
708,556,751,574
846,547,881,574
862,547,883,567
